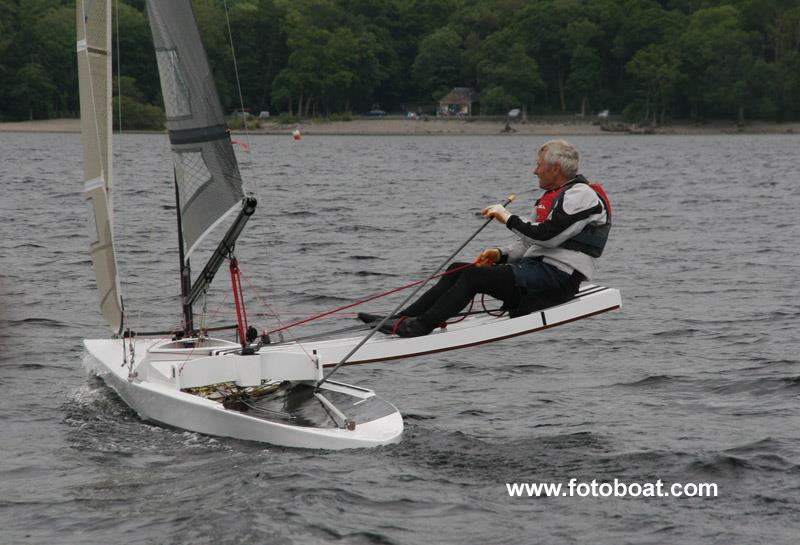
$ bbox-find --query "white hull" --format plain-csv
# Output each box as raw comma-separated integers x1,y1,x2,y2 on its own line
83,338,403,450
82,284,618,449
263,284,621,366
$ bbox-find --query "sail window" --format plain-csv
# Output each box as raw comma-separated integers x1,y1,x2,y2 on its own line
86,201,100,245
155,49,191,118
173,150,212,210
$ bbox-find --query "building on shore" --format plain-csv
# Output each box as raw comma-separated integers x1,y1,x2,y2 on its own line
438,87,480,117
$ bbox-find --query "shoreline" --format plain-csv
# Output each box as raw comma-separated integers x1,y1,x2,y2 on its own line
1,117,798,135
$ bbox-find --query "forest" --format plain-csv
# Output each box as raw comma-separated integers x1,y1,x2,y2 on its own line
1,0,799,127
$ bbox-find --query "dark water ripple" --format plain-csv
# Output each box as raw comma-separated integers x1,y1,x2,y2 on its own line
1,132,799,544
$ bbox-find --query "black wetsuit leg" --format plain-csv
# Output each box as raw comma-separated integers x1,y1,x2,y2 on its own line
400,262,472,317
402,263,518,327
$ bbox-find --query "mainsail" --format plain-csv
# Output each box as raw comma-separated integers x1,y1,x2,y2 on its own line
77,0,123,333
146,0,245,260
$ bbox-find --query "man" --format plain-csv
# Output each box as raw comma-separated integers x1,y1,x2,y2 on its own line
362,139,611,338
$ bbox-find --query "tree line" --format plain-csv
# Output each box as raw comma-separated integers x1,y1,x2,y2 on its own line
1,0,799,127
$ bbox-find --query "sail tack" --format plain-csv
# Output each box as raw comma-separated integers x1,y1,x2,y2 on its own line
77,0,123,333
146,0,245,260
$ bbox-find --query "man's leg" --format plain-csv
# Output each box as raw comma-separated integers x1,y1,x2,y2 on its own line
415,265,517,328
359,262,472,323
509,261,584,317
400,262,472,317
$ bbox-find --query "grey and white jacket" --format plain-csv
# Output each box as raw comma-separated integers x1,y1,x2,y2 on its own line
498,177,609,280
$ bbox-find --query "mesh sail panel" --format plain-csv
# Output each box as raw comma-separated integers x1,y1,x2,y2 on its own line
77,0,123,333
146,0,244,259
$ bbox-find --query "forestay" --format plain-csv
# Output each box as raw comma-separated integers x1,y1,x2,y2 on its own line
77,0,123,333
146,0,245,259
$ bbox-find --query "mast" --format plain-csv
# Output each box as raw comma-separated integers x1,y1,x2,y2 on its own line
146,0,248,333
174,171,193,333
187,196,257,308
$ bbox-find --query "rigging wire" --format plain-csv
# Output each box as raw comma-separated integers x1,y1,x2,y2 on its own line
219,0,282,341
222,0,253,169
238,271,317,364
217,0,290,348
318,194,518,387
257,262,475,337
112,0,131,334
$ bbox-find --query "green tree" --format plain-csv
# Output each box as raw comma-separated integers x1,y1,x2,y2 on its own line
385,0,458,104
680,5,758,122
0,0,18,118
320,27,385,113
114,1,159,106
336,0,403,108
15,2,75,115
219,0,287,112
738,0,800,62
515,0,581,112
3,0,800,122
776,51,800,119
270,69,302,115
565,19,603,116
567,46,602,116
626,43,680,123
476,29,543,114
8,63,58,120
271,0,389,115
272,21,327,116
113,75,164,129
611,0,684,109
480,86,516,114
412,27,463,101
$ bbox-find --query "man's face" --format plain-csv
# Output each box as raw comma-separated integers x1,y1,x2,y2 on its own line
534,152,561,191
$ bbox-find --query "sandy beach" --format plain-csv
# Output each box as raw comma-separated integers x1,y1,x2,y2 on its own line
1,117,798,135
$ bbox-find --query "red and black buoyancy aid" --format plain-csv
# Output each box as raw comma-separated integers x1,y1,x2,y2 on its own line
533,176,612,257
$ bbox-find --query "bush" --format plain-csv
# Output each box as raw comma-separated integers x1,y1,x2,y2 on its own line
480,86,517,115
328,112,352,121
114,96,164,130
622,101,647,123
227,115,261,130
277,113,301,125
754,97,778,121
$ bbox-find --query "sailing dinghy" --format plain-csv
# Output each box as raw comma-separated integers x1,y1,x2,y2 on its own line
78,0,402,449
78,0,621,450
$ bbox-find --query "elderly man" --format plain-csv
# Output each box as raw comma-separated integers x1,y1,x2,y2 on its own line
363,139,611,338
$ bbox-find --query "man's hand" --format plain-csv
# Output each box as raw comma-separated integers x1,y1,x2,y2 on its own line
475,248,500,267
482,204,512,224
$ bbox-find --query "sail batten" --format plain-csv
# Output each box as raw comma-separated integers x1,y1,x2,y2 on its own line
146,0,245,261
77,0,123,333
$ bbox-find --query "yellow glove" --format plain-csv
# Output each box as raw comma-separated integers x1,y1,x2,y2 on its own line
481,204,512,224
475,248,500,267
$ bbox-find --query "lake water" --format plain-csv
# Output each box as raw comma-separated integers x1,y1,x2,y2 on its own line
0,131,798,544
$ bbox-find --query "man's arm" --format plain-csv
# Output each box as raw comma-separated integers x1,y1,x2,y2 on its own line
506,185,604,248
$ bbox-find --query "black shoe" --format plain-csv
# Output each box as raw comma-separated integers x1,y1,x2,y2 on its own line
357,312,385,324
378,317,432,338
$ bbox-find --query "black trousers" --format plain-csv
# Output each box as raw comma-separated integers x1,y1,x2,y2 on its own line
401,262,519,327
401,261,583,326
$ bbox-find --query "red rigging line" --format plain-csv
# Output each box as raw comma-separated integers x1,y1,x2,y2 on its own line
229,257,249,349
258,262,477,336
444,296,474,325
233,262,477,337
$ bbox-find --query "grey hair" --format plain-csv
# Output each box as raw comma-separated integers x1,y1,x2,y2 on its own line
539,139,579,179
